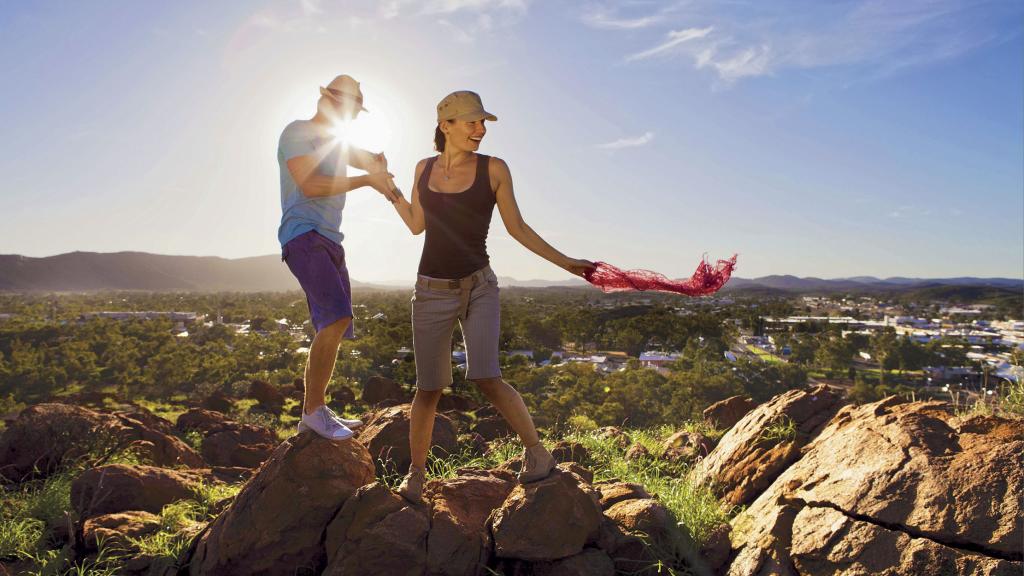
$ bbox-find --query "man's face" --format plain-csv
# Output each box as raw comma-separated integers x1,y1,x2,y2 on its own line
319,92,360,122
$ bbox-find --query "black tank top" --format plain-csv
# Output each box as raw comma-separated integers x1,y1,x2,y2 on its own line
417,154,496,279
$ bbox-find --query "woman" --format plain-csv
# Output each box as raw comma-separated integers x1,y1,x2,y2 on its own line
389,91,592,503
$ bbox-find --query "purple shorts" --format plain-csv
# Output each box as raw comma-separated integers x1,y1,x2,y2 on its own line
282,230,355,338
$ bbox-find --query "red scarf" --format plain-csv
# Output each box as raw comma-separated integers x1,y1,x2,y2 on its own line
584,255,737,296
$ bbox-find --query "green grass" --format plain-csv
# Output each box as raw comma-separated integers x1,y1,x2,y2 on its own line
746,345,784,364
756,415,797,447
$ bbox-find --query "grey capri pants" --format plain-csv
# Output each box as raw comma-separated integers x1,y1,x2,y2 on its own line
412,265,502,391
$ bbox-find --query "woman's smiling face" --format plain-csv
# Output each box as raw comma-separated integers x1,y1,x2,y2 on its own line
443,118,487,152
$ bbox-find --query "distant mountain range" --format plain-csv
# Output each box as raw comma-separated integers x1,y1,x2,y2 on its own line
0,251,1019,293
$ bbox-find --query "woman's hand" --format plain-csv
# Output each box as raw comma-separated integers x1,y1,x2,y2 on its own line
562,258,595,278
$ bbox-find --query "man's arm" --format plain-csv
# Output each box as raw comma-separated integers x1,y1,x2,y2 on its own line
287,155,394,199
347,147,381,172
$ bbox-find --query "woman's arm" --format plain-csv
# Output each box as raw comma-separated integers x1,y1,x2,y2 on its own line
492,157,592,277
392,159,427,235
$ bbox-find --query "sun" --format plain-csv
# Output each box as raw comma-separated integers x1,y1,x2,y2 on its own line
330,109,393,152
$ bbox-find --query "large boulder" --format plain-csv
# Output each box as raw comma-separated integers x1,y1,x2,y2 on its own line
201,390,235,413
490,468,603,562
361,376,406,405
424,469,517,576
323,482,429,576
693,384,843,506
550,440,589,464
594,481,651,510
186,432,375,575
726,398,1024,576
703,395,755,430
356,404,457,475
0,404,201,482
71,464,202,519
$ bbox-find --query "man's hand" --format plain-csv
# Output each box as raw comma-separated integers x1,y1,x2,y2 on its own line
366,152,388,174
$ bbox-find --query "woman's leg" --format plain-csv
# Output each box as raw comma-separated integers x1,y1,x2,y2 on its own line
408,388,444,470
472,377,540,447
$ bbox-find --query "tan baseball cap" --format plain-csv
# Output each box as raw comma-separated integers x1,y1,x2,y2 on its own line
436,91,497,122
320,74,368,112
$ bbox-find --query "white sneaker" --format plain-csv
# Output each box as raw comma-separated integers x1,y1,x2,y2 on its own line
297,406,363,435
298,405,354,440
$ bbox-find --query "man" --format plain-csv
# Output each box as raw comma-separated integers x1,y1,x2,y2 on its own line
279,74,396,440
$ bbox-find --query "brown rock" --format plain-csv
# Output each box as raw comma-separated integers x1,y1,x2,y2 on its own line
247,379,285,413
357,404,457,475
82,510,162,552
200,390,234,413
114,413,205,469
661,431,714,464
71,464,202,519
361,375,405,405
328,386,356,411
113,407,176,436
693,384,844,507
457,432,489,456
703,395,755,430
292,377,305,393
0,404,157,481
437,393,478,412
423,470,517,576
187,432,376,575
595,482,651,510
531,548,615,576
472,415,514,441
176,408,277,468
595,426,632,448
601,498,703,575
490,468,603,562
726,398,1024,576
700,522,732,574
201,431,275,469
625,443,650,461
323,482,429,576
550,440,589,464
559,461,594,484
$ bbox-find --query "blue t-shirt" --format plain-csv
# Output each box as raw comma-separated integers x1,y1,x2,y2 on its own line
277,120,349,247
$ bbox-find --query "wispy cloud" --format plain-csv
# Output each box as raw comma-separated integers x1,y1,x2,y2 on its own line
615,0,1020,84
581,2,687,30
625,27,713,62
597,131,654,150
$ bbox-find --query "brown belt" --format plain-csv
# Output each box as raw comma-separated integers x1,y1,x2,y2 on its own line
416,267,491,320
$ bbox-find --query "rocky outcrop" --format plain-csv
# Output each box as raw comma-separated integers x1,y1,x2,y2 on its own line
661,431,714,464
693,384,844,506
703,395,755,430
187,432,376,575
726,398,1023,576
0,404,201,482
356,404,457,475
471,415,514,441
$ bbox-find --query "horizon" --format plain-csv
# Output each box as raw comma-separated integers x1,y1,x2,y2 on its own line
1,1,1022,282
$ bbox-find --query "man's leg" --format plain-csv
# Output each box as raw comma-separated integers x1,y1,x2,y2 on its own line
472,377,540,447
303,316,351,415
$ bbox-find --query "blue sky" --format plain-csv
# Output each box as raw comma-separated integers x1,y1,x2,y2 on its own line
1,0,1021,281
